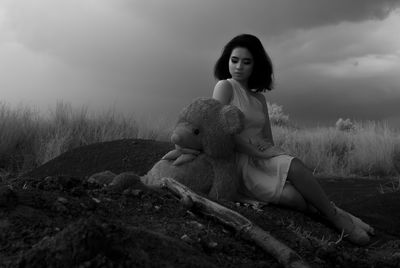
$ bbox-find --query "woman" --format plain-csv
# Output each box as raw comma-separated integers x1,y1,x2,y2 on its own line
212,34,374,245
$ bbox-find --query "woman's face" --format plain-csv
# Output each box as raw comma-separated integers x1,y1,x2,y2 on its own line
229,47,254,84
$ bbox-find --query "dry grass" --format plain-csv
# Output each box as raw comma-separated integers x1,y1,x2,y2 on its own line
0,101,399,178
273,121,400,178
0,101,173,174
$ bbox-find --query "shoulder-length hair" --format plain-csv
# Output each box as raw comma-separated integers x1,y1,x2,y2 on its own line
214,34,274,92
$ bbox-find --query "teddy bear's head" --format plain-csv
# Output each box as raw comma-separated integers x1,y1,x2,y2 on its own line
170,98,244,158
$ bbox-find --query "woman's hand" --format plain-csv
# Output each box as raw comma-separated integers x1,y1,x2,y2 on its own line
258,145,286,158
253,139,286,158
234,135,285,159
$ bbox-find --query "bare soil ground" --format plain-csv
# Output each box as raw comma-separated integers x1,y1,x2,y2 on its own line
1,139,399,267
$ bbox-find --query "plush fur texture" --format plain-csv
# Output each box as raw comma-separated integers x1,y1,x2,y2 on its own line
141,98,244,200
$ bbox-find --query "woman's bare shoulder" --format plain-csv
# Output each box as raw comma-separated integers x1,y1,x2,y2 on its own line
214,79,233,91
212,80,233,105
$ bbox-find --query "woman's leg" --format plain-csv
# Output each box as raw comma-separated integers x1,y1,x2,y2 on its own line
283,158,336,218
278,183,308,211
279,183,318,213
281,158,373,245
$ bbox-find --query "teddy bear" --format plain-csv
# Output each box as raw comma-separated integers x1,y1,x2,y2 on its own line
139,98,244,201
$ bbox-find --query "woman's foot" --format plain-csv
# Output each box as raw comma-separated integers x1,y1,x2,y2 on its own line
334,205,375,236
329,203,374,246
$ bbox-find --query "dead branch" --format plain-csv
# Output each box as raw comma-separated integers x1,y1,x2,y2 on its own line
161,177,310,268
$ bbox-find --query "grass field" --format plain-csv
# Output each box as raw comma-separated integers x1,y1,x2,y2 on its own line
0,102,172,174
273,122,399,177
0,101,399,178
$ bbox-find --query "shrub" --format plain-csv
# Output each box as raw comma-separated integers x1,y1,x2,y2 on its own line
335,118,354,131
268,102,289,127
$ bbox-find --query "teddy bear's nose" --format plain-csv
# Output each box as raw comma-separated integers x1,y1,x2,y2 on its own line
170,133,180,144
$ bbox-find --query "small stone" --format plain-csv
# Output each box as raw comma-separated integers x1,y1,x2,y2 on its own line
57,197,68,204
87,171,116,186
180,234,194,244
186,211,196,218
187,220,205,230
222,228,230,234
207,241,218,248
91,197,101,203
200,237,221,253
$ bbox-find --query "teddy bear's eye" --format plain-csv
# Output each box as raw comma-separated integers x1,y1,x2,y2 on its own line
193,128,200,135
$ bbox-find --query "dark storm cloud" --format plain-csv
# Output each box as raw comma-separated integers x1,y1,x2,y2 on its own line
271,64,400,127
113,0,400,47
4,0,399,79
1,0,399,127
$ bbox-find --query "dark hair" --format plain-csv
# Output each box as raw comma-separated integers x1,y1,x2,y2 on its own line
214,34,274,92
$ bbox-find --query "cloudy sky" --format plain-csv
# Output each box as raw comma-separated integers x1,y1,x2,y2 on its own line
1,0,400,128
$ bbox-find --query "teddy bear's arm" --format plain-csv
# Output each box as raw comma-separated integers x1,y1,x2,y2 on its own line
162,145,201,164
172,154,198,166
161,149,182,161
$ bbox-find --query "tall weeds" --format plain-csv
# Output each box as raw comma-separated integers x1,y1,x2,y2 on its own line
0,101,398,178
273,121,399,178
0,101,172,174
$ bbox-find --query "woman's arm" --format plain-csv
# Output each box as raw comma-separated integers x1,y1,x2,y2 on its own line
212,80,233,105
212,81,283,159
236,93,283,158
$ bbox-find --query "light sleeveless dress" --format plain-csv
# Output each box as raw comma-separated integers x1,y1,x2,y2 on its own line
227,78,294,204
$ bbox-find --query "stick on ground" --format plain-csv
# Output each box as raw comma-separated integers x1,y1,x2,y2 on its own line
161,177,310,268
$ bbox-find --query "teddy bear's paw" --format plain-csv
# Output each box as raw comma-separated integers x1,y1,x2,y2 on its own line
162,149,182,161
178,147,201,155
173,154,198,166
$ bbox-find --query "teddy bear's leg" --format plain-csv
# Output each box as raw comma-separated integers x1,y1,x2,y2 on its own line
209,160,240,201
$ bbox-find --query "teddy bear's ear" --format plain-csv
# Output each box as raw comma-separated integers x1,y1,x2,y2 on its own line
219,105,244,134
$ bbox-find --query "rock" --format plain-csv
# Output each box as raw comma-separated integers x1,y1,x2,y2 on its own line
57,197,68,204
180,234,195,244
87,171,116,186
187,220,205,230
108,172,147,192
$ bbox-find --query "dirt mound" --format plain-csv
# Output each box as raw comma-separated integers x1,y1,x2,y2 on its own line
25,139,174,179
1,139,399,267
18,217,216,268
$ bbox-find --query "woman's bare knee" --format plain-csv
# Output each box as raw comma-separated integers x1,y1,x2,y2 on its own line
278,184,308,211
